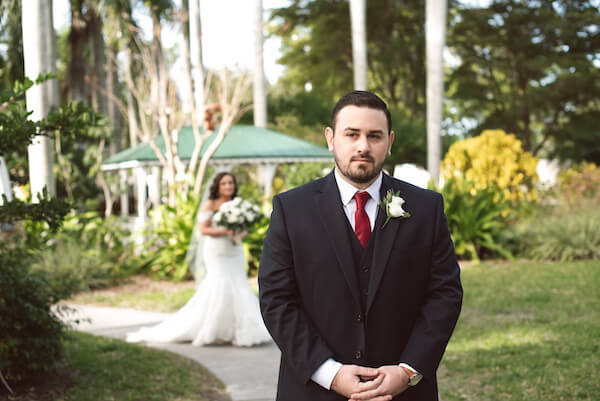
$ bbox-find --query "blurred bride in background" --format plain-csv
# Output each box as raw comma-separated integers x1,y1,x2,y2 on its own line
127,172,271,346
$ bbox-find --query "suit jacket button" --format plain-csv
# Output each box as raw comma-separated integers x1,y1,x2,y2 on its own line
355,350,362,359
362,288,368,297
362,265,369,273
356,313,362,323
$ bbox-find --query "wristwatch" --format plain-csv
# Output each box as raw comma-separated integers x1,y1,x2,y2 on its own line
400,365,423,387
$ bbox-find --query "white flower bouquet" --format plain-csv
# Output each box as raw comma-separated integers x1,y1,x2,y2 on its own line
212,197,262,232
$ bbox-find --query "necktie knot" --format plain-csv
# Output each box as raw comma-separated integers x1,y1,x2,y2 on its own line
354,191,370,209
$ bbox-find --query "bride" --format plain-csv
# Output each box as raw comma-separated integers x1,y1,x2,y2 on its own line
127,172,271,346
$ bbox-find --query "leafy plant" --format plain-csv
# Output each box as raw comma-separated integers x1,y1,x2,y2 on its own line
441,130,538,203
435,177,515,262
144,192,200,281
515,207,600,261
0,246,70,382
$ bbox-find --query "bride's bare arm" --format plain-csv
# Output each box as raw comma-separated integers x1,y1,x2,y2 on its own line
199,200,232,237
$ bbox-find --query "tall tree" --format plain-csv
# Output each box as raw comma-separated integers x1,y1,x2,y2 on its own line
349,0,367,90
426,0,447,182
21,0,58,199
447,0,600,162
0,0,24,91
271,0,427,119
68,0,87,102
88,3,108,117
189,0,205,121
253,0,267,127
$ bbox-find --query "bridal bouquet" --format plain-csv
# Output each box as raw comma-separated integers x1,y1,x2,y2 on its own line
212,197,262,232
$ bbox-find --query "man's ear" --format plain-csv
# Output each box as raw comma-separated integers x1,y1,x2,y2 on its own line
388,130,395,155
325,127,334,152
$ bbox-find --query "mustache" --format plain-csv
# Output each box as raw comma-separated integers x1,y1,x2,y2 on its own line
351,154,374,162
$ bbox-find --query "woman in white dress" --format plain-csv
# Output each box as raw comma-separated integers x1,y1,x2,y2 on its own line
127,172,271,346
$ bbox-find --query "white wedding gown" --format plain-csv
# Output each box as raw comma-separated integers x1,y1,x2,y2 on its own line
126,234,271,346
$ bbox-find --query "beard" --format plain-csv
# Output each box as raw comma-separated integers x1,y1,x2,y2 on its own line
334,153,385,184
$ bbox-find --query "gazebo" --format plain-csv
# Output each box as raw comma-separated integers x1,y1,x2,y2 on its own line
101,125,332,225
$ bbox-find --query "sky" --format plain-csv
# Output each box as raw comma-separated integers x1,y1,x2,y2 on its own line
53,0,289,84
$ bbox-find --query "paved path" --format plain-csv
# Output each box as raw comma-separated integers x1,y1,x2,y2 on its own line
65,304,280,401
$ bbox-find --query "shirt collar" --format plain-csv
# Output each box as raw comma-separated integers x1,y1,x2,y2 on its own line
334,168,382,206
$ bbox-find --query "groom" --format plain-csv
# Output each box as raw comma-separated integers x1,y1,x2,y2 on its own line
259,90,462,401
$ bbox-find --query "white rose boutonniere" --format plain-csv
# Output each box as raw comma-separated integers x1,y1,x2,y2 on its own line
380,189,411,229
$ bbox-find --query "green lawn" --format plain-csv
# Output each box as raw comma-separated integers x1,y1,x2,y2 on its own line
67,260,599,401
15,331,231,401
438,260,599,401
73,287,197,312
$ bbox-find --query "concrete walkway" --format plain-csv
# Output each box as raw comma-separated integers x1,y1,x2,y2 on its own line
65,304,280,401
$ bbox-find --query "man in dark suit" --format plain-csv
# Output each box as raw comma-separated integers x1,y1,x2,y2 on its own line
259,90,462,401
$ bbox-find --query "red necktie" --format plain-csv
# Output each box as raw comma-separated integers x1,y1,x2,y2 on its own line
354,191,371,248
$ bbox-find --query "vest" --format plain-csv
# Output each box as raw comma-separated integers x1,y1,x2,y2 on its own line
346,221,377,315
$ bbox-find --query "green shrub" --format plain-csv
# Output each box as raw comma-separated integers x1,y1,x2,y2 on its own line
59,211,145,279
436,178,515,262
514,201,600,261
0,246,70,381
27,211,147,294
144,192,199,281
243,215,270,277
30,237,115,296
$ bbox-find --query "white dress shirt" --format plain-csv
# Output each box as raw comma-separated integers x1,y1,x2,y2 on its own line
311,169,420,390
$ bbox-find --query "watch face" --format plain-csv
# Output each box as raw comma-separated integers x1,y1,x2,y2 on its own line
409,373,423,386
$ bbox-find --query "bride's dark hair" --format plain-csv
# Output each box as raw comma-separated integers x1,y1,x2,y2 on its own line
208,172,238,200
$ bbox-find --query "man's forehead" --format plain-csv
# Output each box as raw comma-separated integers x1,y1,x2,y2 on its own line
335,105,388,127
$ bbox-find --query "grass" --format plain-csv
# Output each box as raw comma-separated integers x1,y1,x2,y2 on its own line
69,276,260,312
437,260,600,401
66,260,599,400
5,331,231,401
73,288,197,312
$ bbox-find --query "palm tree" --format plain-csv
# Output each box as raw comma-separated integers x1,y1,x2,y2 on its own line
253,0,267,127
425,0,446,184
189,0,205,120
349,0,367,90
21,0,58,199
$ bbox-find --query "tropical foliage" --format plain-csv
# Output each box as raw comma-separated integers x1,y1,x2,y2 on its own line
435,177,514,262
441,130,538,203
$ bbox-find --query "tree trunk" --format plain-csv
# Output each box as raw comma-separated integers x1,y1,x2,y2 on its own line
22,0,58,200
190,0,205,120
253,0,267,127
68,0,87,102
349,0,367,90
426,0,446,184
88,4,107,117
124,47,139,148
107,44,122,154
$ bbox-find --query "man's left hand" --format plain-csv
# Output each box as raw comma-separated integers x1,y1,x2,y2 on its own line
349,365,409,401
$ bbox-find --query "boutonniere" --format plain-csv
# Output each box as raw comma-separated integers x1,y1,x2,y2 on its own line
380,189,411,229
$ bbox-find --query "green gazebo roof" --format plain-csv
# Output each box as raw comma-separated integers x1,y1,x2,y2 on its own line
102,125,332,170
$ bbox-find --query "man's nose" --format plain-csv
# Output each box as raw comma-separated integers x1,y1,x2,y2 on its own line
356,134,369,152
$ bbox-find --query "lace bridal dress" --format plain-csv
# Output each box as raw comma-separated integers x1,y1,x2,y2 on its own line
126,211,271,346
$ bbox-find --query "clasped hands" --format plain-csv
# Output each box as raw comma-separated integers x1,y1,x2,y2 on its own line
331,364,410,401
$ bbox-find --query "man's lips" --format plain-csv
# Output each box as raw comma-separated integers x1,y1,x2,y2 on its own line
352,157,374,163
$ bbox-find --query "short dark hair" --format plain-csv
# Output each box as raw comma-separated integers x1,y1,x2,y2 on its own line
208,172,238,200
330,90,392,134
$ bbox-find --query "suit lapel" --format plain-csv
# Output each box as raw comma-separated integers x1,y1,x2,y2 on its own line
367,174,403,315
315,173,361,308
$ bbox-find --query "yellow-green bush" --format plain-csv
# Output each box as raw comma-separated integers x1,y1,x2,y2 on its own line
441,130,538,202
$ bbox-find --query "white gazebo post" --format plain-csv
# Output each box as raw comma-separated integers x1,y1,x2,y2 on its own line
119,169,129,217
134,166,148,252
148,166,161,209
258,163,277,201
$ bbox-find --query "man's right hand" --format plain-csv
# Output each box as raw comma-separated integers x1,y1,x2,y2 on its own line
330,365,390,400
